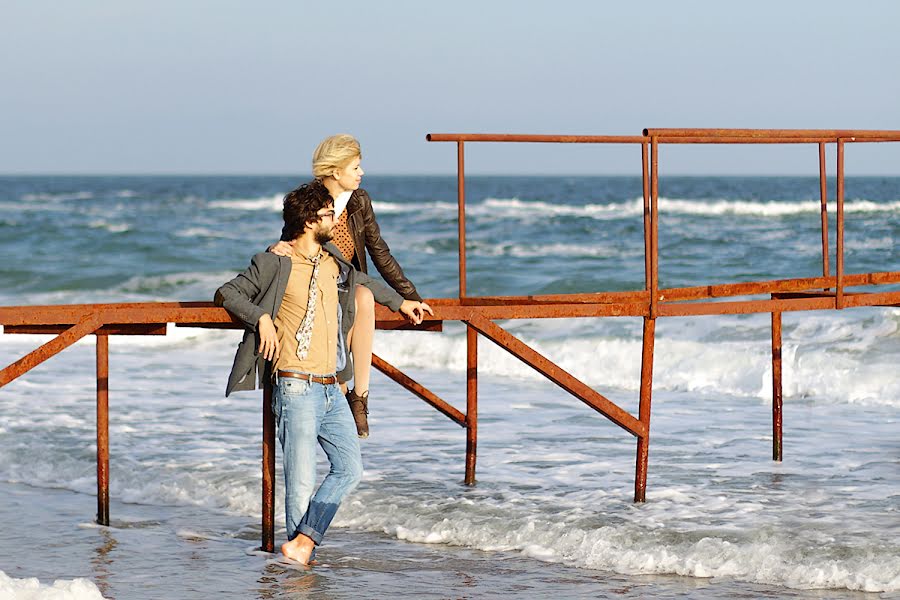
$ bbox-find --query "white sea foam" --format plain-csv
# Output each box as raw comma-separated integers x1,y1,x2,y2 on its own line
21,191,95,202
0,571,104,600
370,310,900,407
112,270,233,300
374,195,900,221
337,492,900,592
1,324,898,593
659,196,900,217
465,240,641,258
0,201,70,213
174,227,240,239
195,191,900,221
2,306,897,406
87,219,131,233
473,197,643,220
371,200,458,214
207,195,283,211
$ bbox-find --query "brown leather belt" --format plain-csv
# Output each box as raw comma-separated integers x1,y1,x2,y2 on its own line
276,370,337,385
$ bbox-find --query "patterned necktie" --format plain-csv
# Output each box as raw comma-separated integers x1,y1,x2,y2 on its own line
294,252,322,360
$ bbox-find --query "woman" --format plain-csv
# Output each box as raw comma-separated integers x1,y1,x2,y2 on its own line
270,134,432,438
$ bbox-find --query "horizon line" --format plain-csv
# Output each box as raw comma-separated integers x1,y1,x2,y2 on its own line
1,172,898,178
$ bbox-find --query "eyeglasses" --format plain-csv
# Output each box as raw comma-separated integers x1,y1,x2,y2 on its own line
315,209,336,221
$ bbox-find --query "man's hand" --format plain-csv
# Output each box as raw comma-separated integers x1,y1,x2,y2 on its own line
257,313,280,361
268,240,294,257
399,300,434,325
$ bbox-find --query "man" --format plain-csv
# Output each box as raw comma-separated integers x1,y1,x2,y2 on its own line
215,180,431,565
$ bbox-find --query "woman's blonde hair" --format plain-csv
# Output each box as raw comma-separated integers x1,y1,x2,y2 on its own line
312,134,361,179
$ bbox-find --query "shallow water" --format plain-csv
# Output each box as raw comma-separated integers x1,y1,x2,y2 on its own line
1,175,898,598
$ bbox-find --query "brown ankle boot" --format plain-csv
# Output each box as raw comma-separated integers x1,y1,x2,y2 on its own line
346,389,369,438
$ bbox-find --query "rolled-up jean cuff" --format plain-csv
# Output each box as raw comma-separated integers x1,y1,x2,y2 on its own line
298,523,324,546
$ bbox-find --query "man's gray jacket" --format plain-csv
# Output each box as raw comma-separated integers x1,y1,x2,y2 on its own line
214,242,404,397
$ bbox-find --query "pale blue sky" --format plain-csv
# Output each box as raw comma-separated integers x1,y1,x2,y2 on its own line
1,1,898,175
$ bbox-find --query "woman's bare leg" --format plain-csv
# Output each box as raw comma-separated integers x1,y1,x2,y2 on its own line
345,285,374,437
351,285,375,395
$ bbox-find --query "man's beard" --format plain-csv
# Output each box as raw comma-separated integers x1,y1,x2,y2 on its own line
314,227,334,245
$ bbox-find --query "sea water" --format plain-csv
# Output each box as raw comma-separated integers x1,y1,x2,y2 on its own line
0,175,897,599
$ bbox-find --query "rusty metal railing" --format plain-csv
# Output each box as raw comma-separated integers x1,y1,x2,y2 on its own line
1,129,899,553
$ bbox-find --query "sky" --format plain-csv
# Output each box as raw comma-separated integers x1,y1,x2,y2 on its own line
1,1,899,175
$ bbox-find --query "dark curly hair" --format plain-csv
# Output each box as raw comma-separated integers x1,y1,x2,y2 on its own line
281,180,333,241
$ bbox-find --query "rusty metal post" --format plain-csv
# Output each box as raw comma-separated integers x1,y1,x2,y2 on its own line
649,137,660,318
642,141,651,290
457,141,467,299
634,317,656,502
464,326,478,485
836,139,845,308
771,311,783,461
818,143,830,279
96,334,110,526
261,382,275,552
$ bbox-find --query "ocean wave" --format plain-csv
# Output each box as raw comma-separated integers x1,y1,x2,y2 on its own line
114,270,233,300
371,200,458,213
0,201,70,213
465,240,641,258
659,197,900,217
340,491,900,593
175,227,240,239
207,195,283,211
190,191,900,221
376,195,900,220
3,306,895,406
0,270,236,306
372,311,900,407
473,197,643,220
21,191,94,202
88,219,131,233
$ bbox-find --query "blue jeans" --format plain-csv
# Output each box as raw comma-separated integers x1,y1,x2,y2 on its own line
273,374,362,545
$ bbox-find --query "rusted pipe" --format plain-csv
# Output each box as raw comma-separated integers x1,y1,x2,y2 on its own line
836,140,845,309
457,141,467,299
650,137,660,319
634,317,656,502
427,133,645,143
262,383,275,553
96,334,110,526
657,271,900,303
465,326,478,485
819,143,830,280
771,311,783,462
643,128,900,140
641,137,845,144
642,142,651,291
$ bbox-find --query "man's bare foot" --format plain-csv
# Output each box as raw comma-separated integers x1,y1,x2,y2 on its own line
281,534,316,565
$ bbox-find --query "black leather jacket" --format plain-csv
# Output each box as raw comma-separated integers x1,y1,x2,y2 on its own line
282,186,422,301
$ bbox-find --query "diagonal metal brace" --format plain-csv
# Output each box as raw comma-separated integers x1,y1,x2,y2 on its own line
464,313,646,437
0,314,104,387
372,353,466,426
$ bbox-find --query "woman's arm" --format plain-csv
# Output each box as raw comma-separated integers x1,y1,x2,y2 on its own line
358,190,423,301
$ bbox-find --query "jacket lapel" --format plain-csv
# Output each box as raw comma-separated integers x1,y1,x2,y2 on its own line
273,255,291,316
